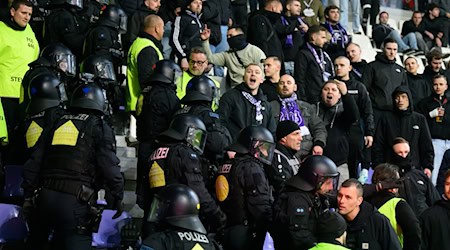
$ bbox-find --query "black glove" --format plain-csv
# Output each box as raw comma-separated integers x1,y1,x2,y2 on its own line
22,198,34,220
112,199,124,219
377,178,403,191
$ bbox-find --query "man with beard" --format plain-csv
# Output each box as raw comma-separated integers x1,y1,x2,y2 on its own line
321,5,350,60
201,26,266,88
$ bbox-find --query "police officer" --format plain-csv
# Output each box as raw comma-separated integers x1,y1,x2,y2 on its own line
135,59,181,209
83,4,127,69
13,73,66,165
80,54,119,115
44,0,90,58
20,43,75,118
141,184,221,250
143,113,226,239
22,83,124,249
216,125,274,250
272,155,339,250
176,75,232,189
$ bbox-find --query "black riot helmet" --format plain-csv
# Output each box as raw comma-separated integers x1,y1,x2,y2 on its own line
159,114,207,154
226,125,275,165
147,184,206,234
49,0,83,9
80,55,117,82
287,155,339,192
70,83,106,113
181,76,217,104
27,73,66,115
98,4,128,34
40,43,76,76
149,60,182,85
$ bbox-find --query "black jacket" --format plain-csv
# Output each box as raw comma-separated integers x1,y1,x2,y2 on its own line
217,83,276,142
363,53,408,111
136,32,164,88
267,143,301,197
350,59,369,82
372,23,393,48
407,73,432,110
422,66,445,86
125,4,157,50
373,86,434,170
437,149,450,195
136,81,180,142
345,201,402,250
420,199,450,250
260,79,279,102
170,9,204,60
279,15,305,62
294,43,334,103
247,10,284,62
218,0,232,25
83,25,123,66
417,93,450,140
340,77,375,136
272,179,330,250
369,191,422,250
201,0,221,46
401,19,426,36
316,93,359,165
321,22,350,60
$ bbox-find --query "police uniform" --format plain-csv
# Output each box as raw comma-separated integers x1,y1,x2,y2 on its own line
143,142,223,237
267,144,301,197
216,154,272,250
141,229,220,250
23,93,124,249
84,25,123,67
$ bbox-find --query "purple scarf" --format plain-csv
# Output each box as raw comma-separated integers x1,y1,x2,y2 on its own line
279,93,305,127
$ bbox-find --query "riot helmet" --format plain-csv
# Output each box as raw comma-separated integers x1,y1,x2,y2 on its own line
159,114,207,154
147,184,206,234
98,5,128,34
149,60,182,85
181,75,217,103
226,126,275,165
40,43,76,76
27,73,66,115
70,83,106,113
49,0,83,9
80,55,117,82
287,155,339,192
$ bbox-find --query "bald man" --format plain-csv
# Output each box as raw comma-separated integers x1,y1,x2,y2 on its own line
270,74,327,158
346,43,369,82
126,14,165,113
334,56,374,182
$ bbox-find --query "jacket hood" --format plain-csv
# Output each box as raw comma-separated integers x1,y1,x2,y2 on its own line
375,53,395,64
423,65,445,76
391,85,413,114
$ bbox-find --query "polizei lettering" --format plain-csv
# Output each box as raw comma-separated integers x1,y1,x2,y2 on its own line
177,232,209,243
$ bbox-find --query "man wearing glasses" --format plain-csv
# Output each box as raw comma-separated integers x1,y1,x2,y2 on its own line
176,47,221,110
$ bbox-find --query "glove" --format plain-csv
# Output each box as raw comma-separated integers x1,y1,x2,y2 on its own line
22,198,34,220
112,199,124,219
358,169,369,184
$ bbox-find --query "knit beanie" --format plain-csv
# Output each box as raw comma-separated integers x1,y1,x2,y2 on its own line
276,120,300,141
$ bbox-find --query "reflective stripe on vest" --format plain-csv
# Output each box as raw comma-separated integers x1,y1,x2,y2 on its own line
378,197,404,247
126,37,163,111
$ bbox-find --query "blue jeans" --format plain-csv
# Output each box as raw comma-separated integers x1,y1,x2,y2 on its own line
402,32,419,50
386,29,411,51
431,139,450,185
162,21,172,59
210,25,229,77
340,0,362,32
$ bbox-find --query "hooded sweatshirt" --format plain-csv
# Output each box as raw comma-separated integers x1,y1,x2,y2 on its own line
373,86,434,170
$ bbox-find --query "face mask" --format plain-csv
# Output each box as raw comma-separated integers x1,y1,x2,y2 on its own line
227,34,248,51
390,153,413,171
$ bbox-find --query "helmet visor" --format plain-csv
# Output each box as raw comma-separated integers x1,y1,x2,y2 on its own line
56,54,76,76
252,140,275,165
147,197,162,223
95,62,116,82
317,174,340,195
119,15,128,34
67,0,83,9
186,127,206,154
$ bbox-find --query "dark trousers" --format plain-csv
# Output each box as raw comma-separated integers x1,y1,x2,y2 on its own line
348,123,372,178
26,189,91,250
223,224,266,250
0,98,20,166
231,4,248,32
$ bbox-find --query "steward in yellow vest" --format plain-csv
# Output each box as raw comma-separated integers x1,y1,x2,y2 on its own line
126,14,164,112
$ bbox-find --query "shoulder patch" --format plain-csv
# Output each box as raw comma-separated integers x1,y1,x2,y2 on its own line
51,120,79,146
149,161,166,188
26,121,43,148
190,153,198,159
215,175,229,202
